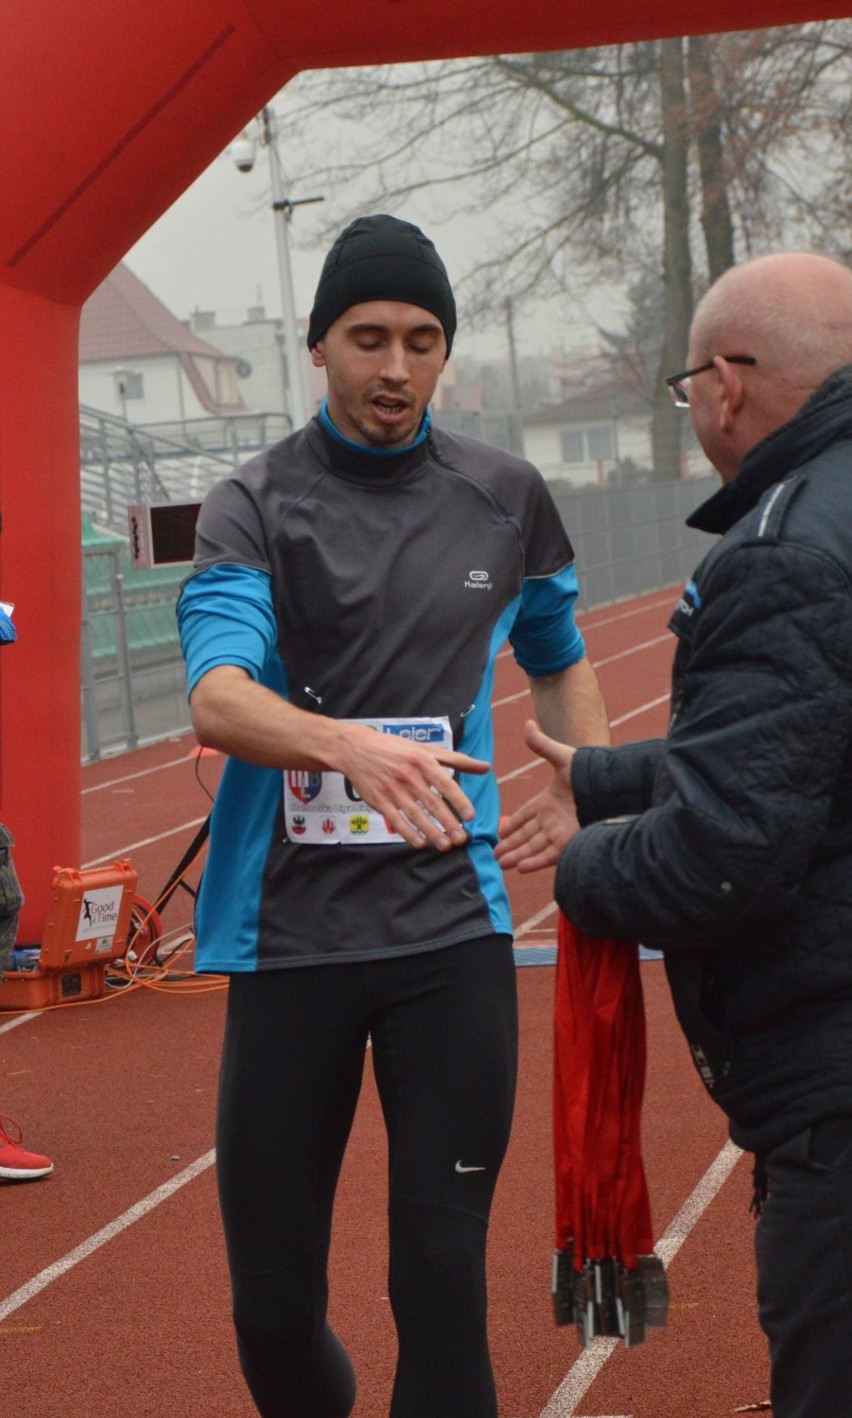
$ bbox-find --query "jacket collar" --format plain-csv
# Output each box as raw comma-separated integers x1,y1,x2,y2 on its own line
687,366,852,536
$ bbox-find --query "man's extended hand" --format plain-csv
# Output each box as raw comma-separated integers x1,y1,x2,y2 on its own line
337,723,489,852
494,720,580,873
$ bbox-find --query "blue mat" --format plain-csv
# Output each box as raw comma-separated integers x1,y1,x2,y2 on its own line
513,943,664,966
513,944,557,967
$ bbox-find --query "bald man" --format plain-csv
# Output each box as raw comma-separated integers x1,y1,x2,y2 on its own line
497,252,852,1418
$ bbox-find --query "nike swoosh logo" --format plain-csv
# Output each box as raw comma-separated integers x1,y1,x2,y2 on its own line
455,1160,486,1173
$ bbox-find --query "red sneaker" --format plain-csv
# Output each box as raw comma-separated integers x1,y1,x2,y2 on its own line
0,1114,54,1180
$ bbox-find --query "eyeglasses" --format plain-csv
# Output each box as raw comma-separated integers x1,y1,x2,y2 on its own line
666,355,757,408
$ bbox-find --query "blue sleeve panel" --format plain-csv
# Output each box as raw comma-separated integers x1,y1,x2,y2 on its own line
177,564,279,695
456,598,525,938
457,572,586,937
509,564,586,675
177,563,289,972
196,757,284,971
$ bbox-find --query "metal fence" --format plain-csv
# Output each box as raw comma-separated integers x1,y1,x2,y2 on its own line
80,470,719,762
80,405,244,535
79,407,278,761
81,542,191,760
550,473,718,610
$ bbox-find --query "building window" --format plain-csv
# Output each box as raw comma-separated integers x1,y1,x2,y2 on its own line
587,426,614,461
115,370,144,401
560,430,584,463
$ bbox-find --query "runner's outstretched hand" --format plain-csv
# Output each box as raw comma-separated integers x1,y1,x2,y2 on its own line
337,723,489,852
190,666,489,853
495,720,580,873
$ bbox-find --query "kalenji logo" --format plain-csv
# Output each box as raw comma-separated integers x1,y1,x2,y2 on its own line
465,569,492,591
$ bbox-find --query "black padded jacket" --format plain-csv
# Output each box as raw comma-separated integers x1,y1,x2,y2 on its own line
555,368,852,1155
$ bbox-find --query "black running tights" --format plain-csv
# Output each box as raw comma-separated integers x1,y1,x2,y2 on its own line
216,935,518,1418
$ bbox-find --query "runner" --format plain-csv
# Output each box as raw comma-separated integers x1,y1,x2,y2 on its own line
178,213,610,1417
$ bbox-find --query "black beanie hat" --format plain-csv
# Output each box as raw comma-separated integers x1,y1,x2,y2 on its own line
306,214,456,355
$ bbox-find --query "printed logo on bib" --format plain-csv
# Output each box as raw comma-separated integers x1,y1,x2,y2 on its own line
383,721,447,743
287,771,323,805
283,717,453,845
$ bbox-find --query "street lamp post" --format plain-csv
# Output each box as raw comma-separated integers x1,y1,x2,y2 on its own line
231,108,322,431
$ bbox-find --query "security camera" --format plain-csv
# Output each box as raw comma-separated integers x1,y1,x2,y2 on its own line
230,135,257,173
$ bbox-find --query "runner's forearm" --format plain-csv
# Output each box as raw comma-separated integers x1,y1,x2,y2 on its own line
190,664,350,770
528,657,611,748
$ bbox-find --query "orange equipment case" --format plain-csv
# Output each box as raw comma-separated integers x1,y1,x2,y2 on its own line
0,860,138,1011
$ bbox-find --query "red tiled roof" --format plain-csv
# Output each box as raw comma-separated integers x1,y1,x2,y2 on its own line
79,262,230,362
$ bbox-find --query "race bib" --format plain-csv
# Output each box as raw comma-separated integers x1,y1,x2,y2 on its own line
283,716,453,845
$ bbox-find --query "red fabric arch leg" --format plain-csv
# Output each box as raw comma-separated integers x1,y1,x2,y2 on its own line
0,285,82,940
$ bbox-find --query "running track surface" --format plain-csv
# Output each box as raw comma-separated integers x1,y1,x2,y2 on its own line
1,587,770,1418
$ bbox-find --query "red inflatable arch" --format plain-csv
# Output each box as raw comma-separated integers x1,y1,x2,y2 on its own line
0,0,843,938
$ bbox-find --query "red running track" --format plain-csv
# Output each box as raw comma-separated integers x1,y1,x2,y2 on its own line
0,586,769,1418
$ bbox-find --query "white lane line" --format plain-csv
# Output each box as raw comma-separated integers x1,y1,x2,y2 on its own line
654,1139,744,1266
0,1149,216,1323
498,758,545,785
82,753,194,794
0,1012,42,1035
494,640,672,711
611,693,670,727
496,693,671,788
514,902,559,937
494,689,531,708
82,816,208,869
83,747,221,795
592,635,671,669
578,592,677,631
538,1139,743,1418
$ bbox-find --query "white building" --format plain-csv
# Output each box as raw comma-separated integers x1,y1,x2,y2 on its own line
522,382,711,485
187,304,323,419
79,263,249,427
